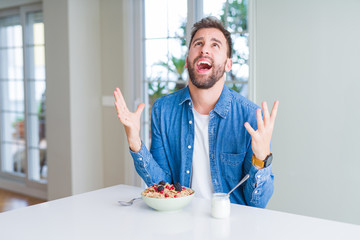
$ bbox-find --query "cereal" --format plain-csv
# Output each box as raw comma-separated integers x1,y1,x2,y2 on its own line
142,182,194,198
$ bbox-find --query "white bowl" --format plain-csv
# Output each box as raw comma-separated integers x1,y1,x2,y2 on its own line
141,189,195,212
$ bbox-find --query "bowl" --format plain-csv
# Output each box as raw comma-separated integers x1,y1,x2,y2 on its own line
141,189,195,212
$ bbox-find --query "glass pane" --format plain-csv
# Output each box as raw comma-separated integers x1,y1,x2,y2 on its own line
0,48,24,80
167,39,187,87
0,16,22,48
33,22,45,46
146,39,169,80
2,112,25,142
167,0,187,38
1,142,26,176
9,80,25,109
232,33,249,65
203,0,225,17
34,46,45,79
145,0,168,38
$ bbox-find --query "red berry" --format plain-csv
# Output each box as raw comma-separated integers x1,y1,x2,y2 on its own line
182,187,185,190
160,190,164,194
165,194,169,198
174,195,177,198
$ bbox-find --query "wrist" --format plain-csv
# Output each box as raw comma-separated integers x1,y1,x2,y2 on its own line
128,137,142,153
254,151,270,161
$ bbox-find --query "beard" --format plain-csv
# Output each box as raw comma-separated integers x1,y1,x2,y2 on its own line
187,56,226,89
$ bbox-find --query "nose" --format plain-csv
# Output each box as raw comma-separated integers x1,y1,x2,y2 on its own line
200,44,210,55
201,49,209,55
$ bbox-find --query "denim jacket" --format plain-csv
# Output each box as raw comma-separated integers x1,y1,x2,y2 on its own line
130,86,274,208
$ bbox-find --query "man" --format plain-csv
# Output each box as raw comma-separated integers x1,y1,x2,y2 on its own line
114,17,279,208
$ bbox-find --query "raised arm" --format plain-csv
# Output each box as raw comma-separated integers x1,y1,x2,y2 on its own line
113,87,144,152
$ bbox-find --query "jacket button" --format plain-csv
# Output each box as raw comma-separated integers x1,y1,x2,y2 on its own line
189,120,192,124
188,145,191,149
186,170,190,174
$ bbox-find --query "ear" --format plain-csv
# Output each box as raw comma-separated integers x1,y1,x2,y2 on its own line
185,56,188,69
225,58,232,72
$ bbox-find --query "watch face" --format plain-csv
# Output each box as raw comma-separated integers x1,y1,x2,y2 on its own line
265,153,273,167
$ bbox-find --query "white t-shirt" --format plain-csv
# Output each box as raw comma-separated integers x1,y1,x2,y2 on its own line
191,108,213,200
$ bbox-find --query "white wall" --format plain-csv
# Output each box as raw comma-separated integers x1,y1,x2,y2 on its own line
44,0,103,199
254,0,360,225
100,0,142,188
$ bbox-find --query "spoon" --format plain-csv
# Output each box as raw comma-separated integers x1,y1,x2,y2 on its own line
227,174,250,196
118,197,141,206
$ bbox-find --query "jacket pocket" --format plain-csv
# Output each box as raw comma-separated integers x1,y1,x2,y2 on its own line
220,152,246,183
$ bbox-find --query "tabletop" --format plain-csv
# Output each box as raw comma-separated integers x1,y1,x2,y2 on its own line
0,184,359,240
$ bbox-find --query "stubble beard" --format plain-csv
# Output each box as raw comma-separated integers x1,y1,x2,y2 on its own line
187,56,226,89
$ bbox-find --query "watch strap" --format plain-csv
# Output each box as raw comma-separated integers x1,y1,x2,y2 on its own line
252,154,265,168
252,153,272,169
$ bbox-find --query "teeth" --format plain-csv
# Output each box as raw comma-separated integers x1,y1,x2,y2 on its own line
197,60,212,66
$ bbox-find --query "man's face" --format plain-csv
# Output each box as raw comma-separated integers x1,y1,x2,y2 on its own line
186,28,232,89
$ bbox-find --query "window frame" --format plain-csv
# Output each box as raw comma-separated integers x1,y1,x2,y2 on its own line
0,3,46,195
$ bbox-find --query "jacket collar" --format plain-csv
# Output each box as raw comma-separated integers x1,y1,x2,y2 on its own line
179,85,232,119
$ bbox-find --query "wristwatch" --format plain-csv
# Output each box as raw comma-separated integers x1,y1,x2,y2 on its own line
252,153,273,169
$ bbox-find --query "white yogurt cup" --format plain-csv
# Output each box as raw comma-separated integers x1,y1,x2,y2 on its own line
211,193,230,219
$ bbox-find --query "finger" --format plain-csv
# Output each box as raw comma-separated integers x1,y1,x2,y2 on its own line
270,100,279,123
115,101,129,119
114,88,129,111
114,102,125,120
256,108,264,131
244,122,256,136
262,101,270,126
135,103,145,117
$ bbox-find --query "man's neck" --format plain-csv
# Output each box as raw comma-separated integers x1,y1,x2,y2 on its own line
188,79,224,115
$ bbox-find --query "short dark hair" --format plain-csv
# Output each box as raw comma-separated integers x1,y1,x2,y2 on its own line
189,16,233,58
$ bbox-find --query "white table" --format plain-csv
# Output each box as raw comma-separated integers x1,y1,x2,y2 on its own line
0,184,359,239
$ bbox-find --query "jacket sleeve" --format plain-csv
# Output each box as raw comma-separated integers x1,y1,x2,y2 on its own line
241,106,274,208
242,146,274,208
129,100,172,186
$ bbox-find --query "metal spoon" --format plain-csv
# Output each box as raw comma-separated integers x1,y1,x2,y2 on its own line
118,197,141,206
227,174,250,196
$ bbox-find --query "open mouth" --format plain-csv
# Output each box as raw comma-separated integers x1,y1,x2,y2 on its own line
196,59,212,73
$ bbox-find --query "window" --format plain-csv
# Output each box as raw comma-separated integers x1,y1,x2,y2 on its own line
0,4,47,190
142,0,249,146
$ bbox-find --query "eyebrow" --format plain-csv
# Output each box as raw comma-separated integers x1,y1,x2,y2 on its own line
192,37,223,46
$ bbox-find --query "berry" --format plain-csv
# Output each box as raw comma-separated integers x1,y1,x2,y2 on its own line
174,195,178,198
174,182,182,192
165,194,169,198
158,180,166,185
160,190,164,194
157,185,164,192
